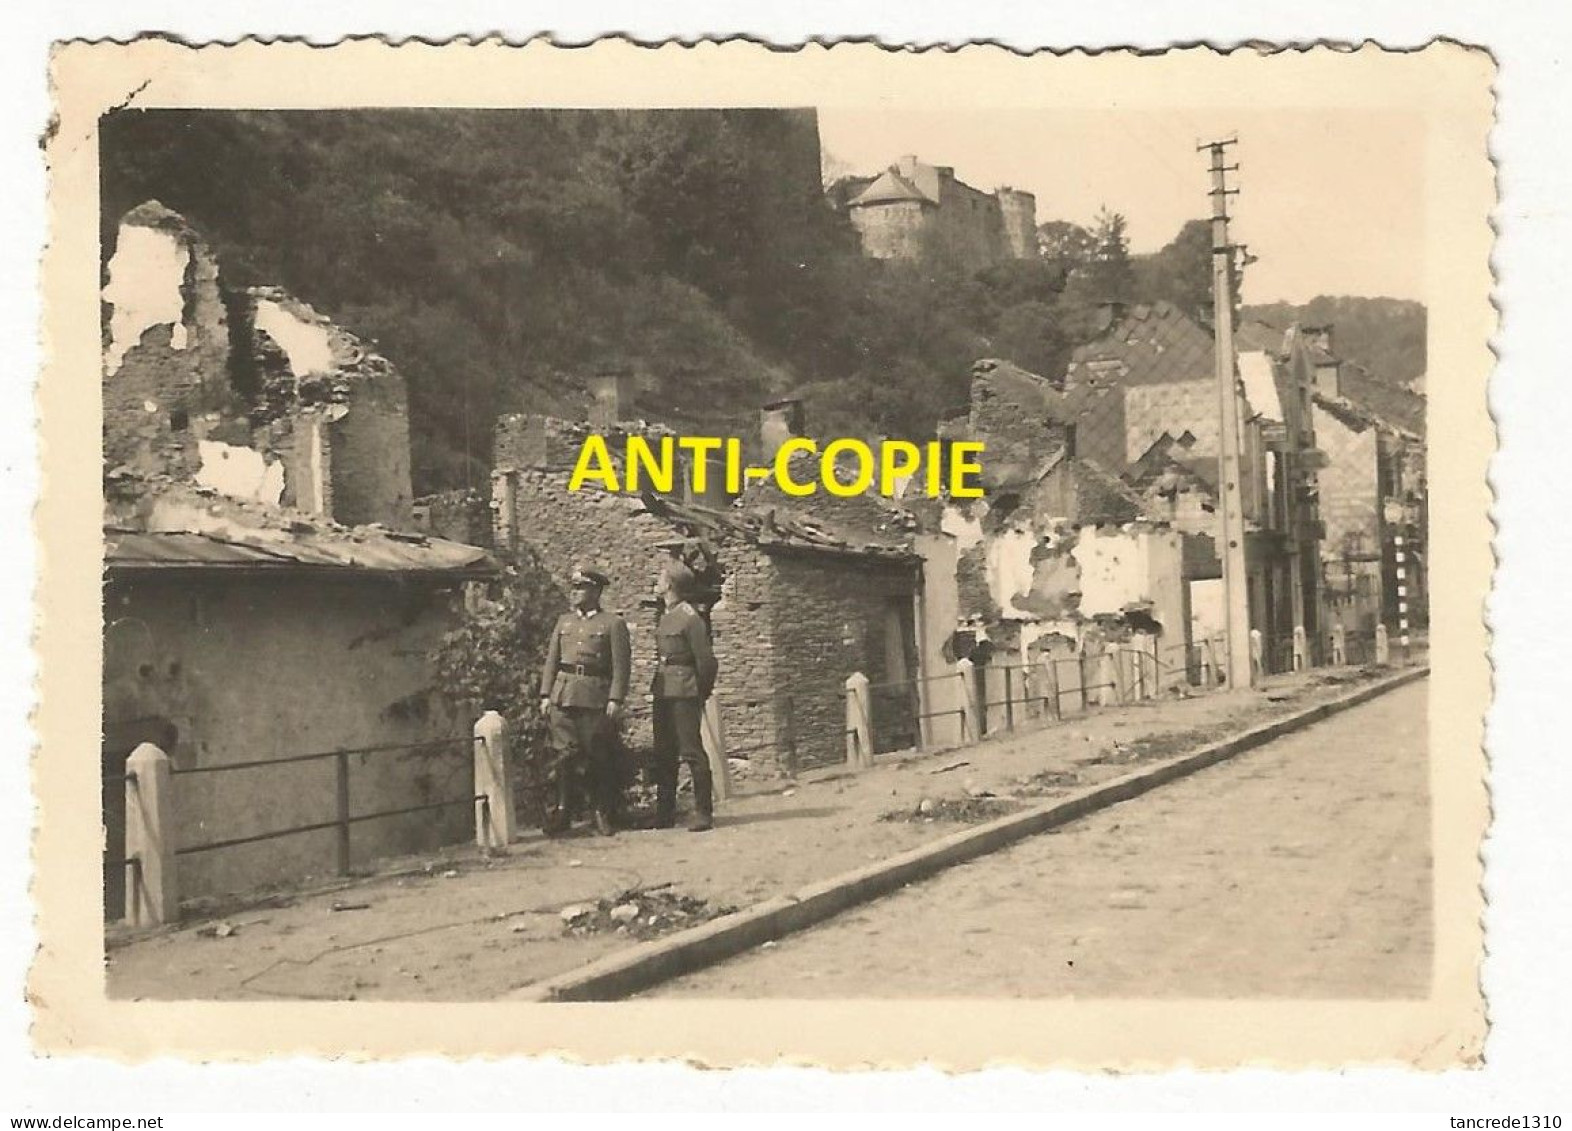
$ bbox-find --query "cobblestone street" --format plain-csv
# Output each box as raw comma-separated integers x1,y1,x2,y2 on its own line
651,678,1430,999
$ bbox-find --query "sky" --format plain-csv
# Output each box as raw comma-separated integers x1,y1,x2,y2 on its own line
817,107,1426,307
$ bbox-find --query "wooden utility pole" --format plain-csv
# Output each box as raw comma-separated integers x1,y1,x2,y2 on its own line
1200,137,1255,689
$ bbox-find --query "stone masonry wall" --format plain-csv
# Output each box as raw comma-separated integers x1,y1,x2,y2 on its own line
704,546,779,767
329,378,414,528
103,205,418,533
766,553,920,766
849,199,930,261
504,467,675,686
102,203,242,479
413,489,492,548
932,174,1008,267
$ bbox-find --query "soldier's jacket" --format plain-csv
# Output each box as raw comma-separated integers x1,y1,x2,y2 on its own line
540,608,632,709
652,601,717,701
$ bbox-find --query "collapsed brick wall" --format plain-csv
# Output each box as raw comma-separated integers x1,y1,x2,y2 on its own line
103,205,419,533
102,203,242,479
967,360,1072,488
413,488,492,548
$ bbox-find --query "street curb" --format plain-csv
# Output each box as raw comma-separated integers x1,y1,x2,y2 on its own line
509,665,1429,1002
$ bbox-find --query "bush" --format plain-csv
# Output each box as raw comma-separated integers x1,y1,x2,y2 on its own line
431,547,566,825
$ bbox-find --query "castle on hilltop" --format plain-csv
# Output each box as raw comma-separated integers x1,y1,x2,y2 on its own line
834,154,1037,269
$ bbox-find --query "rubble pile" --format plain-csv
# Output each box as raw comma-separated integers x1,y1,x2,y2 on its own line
558,886,738,942
1015,767,1084,797
879,794,1023,824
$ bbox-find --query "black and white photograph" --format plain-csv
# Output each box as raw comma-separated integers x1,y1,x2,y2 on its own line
28,38,1495,1070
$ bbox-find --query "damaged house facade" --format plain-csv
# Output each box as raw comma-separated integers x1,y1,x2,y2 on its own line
1296,327,1429,635
936,359,1190,720
1061,301,1327,673
102,202,496,912
491,383,932,774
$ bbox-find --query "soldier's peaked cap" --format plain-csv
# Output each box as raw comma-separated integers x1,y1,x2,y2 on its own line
569,565,611,588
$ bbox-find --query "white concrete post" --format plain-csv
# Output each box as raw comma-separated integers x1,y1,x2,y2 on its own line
1135,635,1156,699
1330,623,1347,666
1249,628,1264,680
1199,639,1215,687
1375,623,1390,665
124,742,177,927
1098,651,1118,706
955,658,980,742
701,697,732,803
473,711,515,850
1292,625,1308,672
844,671,874,769
1039,654,1061,720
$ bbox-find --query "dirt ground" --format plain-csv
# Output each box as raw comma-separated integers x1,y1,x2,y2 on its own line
105,664,1416,1001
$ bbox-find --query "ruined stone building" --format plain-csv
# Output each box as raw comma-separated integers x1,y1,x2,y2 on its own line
935,359,1191,719
490,387,932,773
1293,326,1428,635
834,155,1038,269
1061,301,1326,672
101,202,496,912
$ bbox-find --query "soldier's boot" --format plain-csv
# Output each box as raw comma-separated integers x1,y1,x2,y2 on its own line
687,760,714,833
653,786,677,829
543,771,574,836
653,758,678,829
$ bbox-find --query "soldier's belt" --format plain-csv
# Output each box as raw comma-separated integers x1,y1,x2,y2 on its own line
660,658,696,667
558,663,610,677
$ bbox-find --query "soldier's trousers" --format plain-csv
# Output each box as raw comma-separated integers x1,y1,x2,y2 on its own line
652,696,711,825
547,706,620,819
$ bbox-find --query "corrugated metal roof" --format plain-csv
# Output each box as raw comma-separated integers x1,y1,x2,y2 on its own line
106,527,499,576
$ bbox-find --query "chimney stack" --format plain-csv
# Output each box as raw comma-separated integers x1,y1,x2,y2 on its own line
760,396,806,462
587,369,635,428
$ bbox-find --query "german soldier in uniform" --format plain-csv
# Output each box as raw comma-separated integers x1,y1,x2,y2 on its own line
539,566,631,837
651,560,719,831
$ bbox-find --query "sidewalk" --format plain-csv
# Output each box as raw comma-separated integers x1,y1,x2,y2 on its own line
105,663,1420,1001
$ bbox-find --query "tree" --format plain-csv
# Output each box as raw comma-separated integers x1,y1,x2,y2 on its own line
430,548,568,825
988,301,1071,380
1036,220,1095,277
1084,207,1135,303
1133,218,1214,319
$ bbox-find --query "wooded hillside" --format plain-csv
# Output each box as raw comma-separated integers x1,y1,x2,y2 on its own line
101,111,1423,495
1242,296,1426,386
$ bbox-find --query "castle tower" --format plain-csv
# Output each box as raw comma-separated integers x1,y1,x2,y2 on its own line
995,188,1039,260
